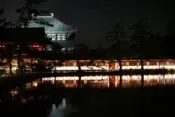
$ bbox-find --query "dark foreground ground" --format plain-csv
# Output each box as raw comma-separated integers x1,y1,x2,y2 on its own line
58,87,175,117
1,86,175,117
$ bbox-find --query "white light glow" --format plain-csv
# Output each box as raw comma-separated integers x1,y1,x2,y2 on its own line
57,34,66,41
51,65,175,71
50,13,54,17
42,74,175,81
42,76,108,81
6,66,18,71
51,66,109,71
47,34,56,41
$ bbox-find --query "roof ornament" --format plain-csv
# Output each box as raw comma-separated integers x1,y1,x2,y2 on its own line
50,13,54,17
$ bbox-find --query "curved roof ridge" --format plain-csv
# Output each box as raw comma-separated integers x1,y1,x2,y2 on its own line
53,17,74,29
27,16,77,33
55,17,74,29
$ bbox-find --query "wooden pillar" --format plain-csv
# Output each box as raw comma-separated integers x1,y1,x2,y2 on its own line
26,82,32,88
73,80,77,87
73,80,76,84
115,76,118,87
147,61,149,66
32,81,38,87
119,75,122,88
73,61,77,66
53,61,57,87
62,80,65,84
114,63,119,70
31,58,33,72
166,61,169,65
141,59,144,88
126,62,129,66
84,80,87,84
107,77,109,87
95,77,97,84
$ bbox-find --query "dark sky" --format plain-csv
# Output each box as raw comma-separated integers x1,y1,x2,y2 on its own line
0,0,174,47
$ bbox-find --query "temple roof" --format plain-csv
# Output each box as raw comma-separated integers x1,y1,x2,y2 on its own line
27,16,77,33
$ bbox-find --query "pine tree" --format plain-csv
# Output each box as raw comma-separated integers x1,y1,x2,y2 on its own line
106,22,127,88
130,18,152,87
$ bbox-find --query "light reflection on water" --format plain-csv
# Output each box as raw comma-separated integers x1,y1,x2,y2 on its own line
42,74,175,88
48,98,77,117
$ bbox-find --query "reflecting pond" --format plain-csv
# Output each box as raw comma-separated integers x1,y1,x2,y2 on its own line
40,74,175,88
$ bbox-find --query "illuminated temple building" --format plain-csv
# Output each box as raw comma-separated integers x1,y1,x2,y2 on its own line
0,12,78,71
27,13,78,46
1,12,175,88
0,12,78,50
0,12,78,56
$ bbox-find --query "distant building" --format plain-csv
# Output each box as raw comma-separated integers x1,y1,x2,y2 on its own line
27,12,78,47
0,12,78,52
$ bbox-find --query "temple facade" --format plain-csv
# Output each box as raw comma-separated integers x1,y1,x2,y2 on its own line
27,13,78,47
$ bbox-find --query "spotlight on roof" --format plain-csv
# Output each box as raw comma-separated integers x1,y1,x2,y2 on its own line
50,13,54,17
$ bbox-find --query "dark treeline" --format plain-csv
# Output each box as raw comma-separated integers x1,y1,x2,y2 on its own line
106,18,175,60
0,1,175,78
1,6,175,60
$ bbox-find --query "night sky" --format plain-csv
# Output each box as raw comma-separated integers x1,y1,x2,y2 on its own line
0,0,174,48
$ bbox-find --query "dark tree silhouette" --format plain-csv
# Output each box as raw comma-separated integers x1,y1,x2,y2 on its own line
0,9,5,62
5,44,17,74
52,42,62,54
0,8,12,28
0,9,14,74
0,8,5,27
164,20,175,58
106,22,127,87
15,1,53,73
148,33,163,58
130,18,153,87
16,3,53,28
72,44,87,88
